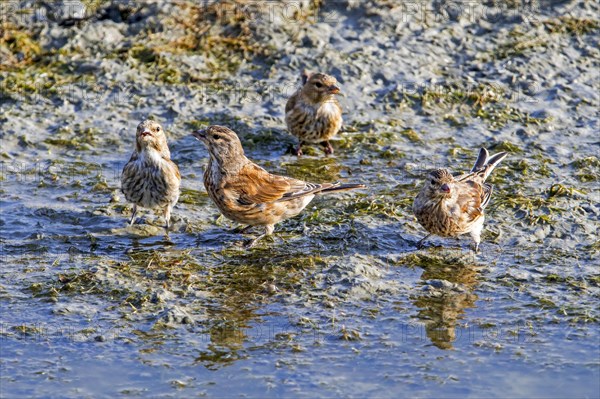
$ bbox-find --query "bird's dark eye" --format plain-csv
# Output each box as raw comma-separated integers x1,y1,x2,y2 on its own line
315,82,323,88
430,179,436,185
212,134,220,140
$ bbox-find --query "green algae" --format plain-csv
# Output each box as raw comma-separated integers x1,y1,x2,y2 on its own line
337,130,398,153
542,17,599,36
179,188,209,206
571,156,600,182
168,1,275,73
129,45,159,64
493,37,548,60
383,80,551,128
280,158,343,182
494,178,589,226
0,23,41,69
488,16,598,63
398,128,422,143
344,193,409,220
0,58,98,104
44,127,100,150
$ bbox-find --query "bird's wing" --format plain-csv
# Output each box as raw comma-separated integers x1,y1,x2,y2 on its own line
121,152,138,179
121,152,138,194
455,180,485,222
164,157,181,180
125,151,138,164
226,163,291,205
457,174,494,209
285,91,299,114
480,183,493,209
226,163,331,205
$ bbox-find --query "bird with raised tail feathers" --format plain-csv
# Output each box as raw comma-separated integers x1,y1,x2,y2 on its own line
121,120,181,231
413,148,508,251
192,125,365,247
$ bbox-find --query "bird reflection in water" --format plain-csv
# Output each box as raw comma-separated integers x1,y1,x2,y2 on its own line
411,251,480,350
194,247,314,369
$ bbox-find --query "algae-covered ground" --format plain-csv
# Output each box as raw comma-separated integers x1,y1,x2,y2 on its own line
1,1,599,397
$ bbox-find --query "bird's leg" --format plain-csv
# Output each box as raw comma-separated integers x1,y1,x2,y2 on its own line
243,236,260,249
470,226,482,253
416,234,431,249
293,141,304,157
129,205,138,225
163,206,171,231
243,225,274,248
471,237,480,253
321,140,334,155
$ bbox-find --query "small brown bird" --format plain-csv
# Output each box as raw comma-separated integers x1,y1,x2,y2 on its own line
285,70,343,156
121,120,181,230
192,125,364,247
413,148,508,251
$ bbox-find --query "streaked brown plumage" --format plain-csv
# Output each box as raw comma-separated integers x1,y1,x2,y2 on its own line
192,125,365,247
413,148,508,251
285,71,342,156
121,120,181,230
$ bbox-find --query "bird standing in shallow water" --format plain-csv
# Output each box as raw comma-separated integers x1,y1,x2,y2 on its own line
285,71,343,156
192,125,365,247
121,120,181,231
413,148,508,251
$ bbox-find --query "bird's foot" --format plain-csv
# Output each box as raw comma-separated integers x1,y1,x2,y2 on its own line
242,231,273,248
291,141,305,157
243,236,261,249
416,234,431,249
129,205,138,225
321,141,334,155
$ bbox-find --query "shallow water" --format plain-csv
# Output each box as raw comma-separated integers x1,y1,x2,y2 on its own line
1,1,599,397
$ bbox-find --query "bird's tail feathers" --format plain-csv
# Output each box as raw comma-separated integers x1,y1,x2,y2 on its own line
471,148,489,172
320,182,366,194
471,148,508,182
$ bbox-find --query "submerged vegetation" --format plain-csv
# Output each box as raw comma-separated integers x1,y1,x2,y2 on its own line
383,80,551,129
0,23,41,69
489,16,599,60
1,0,275,102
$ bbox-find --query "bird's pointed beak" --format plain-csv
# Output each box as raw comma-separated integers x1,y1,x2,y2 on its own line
440,183,451,194
140,129,152,137
192,129,207,141
328,85,341,95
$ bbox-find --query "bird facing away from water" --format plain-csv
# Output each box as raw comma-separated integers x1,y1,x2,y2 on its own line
413,148,508,251
192,125,365,247
285,70,343,156
121,120,181,231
